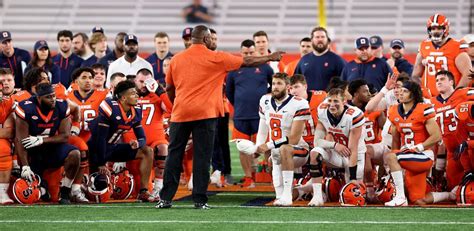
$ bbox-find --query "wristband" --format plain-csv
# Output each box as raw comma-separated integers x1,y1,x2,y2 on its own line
266,136,289,150
380,87,388,95
349,165,357,180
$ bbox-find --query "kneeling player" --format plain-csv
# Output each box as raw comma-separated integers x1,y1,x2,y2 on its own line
87,80,156,202
308,88,366,206
15,83,81,204
255,73,310,206
385,81,441,206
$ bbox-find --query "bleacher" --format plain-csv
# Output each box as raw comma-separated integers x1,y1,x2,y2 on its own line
0,0,470,54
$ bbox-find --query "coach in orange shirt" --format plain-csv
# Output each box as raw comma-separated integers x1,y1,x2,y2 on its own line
157,25,284,209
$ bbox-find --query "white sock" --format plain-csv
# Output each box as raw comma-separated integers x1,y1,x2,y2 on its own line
391,171,405,199
61,177,73,188
272,163,283,199
71,184,81,193
154,178,163,189
432,192,451,203
311,183,323,201
282,170,294,200
0,183,8,195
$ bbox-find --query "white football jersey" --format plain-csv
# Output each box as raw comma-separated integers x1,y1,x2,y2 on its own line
259,94,310,147
317,103,367,153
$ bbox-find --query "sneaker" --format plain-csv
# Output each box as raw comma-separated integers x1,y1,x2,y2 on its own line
194,202,211,209
137,190,159,202
241,177,255,188
71,190,89,203
210,170,222,187
385,197,408,207
151,187,161,200
155,200,172,209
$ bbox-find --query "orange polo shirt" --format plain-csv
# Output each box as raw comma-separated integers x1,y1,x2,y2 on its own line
166,44,243,122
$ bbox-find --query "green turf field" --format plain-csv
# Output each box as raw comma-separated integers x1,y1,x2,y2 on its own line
0,193,473,230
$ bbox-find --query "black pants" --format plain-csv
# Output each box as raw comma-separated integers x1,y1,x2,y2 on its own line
160,118,217,204
211,113,231,175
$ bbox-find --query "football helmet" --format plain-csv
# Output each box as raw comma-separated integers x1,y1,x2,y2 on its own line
86,172,112,203
427,14,450,42
339,182,366,206
322,177,343,202
11,174,41,204
375,175,395,203
111,170,134,200
456,180,474,205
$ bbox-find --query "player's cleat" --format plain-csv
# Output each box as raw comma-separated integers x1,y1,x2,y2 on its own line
194,203,211,209
137,190,159,202
308,196,324,207
155,200,172,209
210,170,222,187
151,187,161,200
277,197,293,206
71,190,89,203
449,185,458,201
385,197,408,207
241,177,255,188
0,194,14,205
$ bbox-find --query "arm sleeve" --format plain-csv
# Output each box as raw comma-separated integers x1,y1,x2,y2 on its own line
95,115,110,166
255,118,268,146
133,124,147,148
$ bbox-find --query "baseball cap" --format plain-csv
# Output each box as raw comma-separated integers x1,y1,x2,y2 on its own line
92,26,104,34
390,39,405,49
182,27,193,39
369,35,383,48
355,37,370,49
0,31,12,43
124,34,138,44
34,40,49,50
463,34,474,44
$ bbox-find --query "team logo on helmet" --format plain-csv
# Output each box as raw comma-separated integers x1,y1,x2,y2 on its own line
111,170,134,200
12,175,41,204
339,182,366,206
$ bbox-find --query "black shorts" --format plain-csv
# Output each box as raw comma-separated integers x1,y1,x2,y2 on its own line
105,143,139,162
28,143,78,173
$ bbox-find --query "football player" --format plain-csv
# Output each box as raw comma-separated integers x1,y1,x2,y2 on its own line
385,81,441,206
15,83,81,204
308,88,366,206
431,70,474,190
122,68,172,198
454,101,474,180
67,67,109,202
412,14,472,95
255,73,310,206
0,82,15,204
87,80,156,202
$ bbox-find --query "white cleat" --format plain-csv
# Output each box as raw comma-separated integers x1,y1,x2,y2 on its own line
71,190,89,203
385,197,408,207
449,186,458,201
151,187,161,199
0,195,14,205
276,197,293,206
308,197,324,207
210,170,222,187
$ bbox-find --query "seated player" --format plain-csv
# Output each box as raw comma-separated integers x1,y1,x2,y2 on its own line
15,83,81,204
385,81,441,206
0,82,15,204
87,80,156,202
255,73,310,206
308,88,366,206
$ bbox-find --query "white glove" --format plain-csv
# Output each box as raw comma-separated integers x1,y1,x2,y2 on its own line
113,162,126,173
21,165,35,182
21,136,44,149
145,78,158,93
235,139,257,156
71,125,80,136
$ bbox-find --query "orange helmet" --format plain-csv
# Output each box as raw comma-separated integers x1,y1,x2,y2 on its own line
339,182,366,206
12,175,41,204
86,172,112,203
111,170,134,200
427,14,450,42
456,181,474,205
375,175,395,203
322,177,343,202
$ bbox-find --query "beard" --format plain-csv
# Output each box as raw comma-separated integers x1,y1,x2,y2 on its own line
126,50,138,59
391,51,402,59
272,90,287,100
312,42,328,53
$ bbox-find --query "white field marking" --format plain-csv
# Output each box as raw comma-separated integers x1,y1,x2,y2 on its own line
0,220,473,225
1,204,473,210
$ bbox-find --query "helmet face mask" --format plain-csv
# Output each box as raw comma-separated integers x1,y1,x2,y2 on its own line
427,14,450,43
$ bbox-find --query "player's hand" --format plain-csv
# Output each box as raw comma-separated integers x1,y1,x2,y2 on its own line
454,141,468,160
112,162,127,173
256,143,270,154
21,136,44,149
98,165,111,177
145,78,158,93
269,51,286,62
385,73,397,90
129,140,139,150
21,165,35,182
334,143,351,157
386,58,395,68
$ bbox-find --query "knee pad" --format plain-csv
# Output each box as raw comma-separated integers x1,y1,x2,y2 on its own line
309,154,323,178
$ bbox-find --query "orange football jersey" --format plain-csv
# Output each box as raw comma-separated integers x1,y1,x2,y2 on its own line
364,110,382,144
455,101,474,140
0,97,14,124
284,59,299,76
388,103,436,148
302,90,326,148
419,38,464,96
67,89,109,141
432,88,474,137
